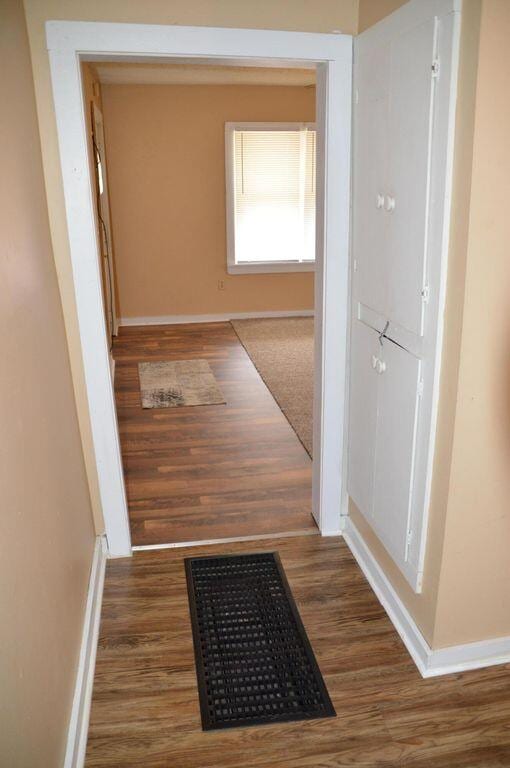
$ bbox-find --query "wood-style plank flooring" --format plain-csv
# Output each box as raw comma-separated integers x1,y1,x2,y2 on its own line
86,535,510,767
113,323,316,546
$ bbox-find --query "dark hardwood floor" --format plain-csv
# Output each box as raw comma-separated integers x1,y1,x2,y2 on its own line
86,534,510,767
113,323,316,546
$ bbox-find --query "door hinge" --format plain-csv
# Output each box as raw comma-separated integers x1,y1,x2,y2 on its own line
355,88,359,105
431,58,440,78
421,284,430,303
353,258,358,272
417,379,424,398
405,529,413,558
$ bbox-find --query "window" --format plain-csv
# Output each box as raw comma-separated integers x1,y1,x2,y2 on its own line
225,122,316,273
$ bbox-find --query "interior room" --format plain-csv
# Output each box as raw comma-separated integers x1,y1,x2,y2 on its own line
4,1,510,766
81,59,318,546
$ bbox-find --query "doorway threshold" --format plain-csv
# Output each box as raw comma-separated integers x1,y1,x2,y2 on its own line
131,528,320,552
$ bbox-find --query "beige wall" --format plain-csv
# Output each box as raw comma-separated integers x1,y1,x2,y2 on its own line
23,0,359,531
102,83,315,318
0,1,96,765
432,0,510,647
25,0,358,34
358,0,407,32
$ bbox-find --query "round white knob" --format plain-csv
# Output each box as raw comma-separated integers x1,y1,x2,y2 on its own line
376,194,385,209
385,195,396,212
372,355,378,369
376,359,386,374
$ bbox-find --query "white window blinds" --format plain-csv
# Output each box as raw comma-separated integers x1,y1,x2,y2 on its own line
230,125,316,265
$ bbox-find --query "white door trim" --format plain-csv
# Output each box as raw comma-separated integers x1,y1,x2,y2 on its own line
118,310,315,326
64,536,107,767
46,21,352,556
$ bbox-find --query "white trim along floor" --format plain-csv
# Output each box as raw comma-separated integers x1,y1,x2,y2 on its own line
64,536,107,768
118,310,315,326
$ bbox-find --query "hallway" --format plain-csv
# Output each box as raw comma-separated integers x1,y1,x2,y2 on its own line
85,534,510,767
113,322,316,546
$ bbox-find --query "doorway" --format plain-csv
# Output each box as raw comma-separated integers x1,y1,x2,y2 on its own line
47,22,352,556
84,61,318,548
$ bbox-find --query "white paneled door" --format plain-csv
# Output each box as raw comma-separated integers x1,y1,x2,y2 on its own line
349,0,461,592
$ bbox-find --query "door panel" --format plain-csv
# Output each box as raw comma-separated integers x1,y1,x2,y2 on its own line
347,320,379,519
353,40,390,317
387,18,437,337
371,338,421,565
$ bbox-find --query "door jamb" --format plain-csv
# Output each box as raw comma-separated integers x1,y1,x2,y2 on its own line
46,21,352,556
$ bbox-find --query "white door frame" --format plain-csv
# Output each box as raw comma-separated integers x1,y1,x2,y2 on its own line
46,21,352,557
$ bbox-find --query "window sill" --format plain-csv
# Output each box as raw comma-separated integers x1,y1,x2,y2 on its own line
227,262,316,275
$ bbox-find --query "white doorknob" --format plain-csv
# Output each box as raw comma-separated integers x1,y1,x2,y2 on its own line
385,195,396,212
372,355,378,369
376,193,385,209
376,359,386,374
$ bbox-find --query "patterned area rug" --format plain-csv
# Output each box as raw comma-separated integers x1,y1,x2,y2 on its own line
138,359,225,409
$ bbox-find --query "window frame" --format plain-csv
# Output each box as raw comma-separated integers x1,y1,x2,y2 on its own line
225,121,317,274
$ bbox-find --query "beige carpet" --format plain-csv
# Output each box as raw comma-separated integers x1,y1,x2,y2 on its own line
231,317,314,456
138,359,225,408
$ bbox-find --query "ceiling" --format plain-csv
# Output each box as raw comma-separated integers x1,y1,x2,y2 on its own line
94,62,316,87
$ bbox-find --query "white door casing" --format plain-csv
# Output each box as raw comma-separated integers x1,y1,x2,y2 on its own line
47,22,353,555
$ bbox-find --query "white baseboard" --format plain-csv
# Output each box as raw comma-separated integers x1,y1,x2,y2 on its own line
343,517,510,677
64,536,107,768
343,517,430,675
119,310,314,327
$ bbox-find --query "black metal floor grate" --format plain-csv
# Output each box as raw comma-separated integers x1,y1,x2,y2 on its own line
185,552,336,730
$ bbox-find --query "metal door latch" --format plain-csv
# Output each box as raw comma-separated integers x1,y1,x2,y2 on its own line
379,320,390,346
